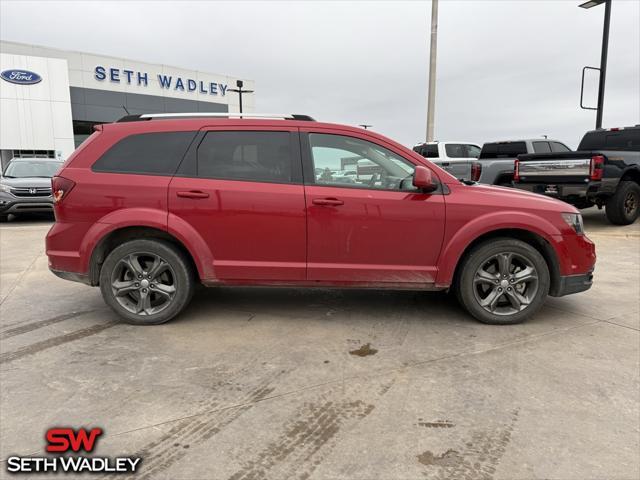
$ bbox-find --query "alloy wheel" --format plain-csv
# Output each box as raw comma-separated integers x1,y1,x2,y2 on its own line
624,191,638,217
472,252,539,316
111,252,176,316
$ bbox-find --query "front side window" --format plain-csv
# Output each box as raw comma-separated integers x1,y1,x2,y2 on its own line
93,131,196,175
197,131,293,183
467,145,481,158
550,142,571,152
445,143,480,158
309,133,416,191
533,141,552,154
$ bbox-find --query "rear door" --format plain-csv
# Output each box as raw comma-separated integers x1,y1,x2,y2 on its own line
301,128,446,285
168,126,306,281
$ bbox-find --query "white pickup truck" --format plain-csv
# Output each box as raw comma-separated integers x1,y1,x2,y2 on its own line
412,141,481,181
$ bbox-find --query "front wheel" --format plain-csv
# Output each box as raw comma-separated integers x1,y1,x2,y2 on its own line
456,238,550,325
99,239,195,325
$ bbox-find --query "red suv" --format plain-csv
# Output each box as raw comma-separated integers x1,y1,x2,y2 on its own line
46,113,596,325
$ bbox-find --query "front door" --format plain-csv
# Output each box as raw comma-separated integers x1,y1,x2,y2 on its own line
302,130,446,285
168,127,306,281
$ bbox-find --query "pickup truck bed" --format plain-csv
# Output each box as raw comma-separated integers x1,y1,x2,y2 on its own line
514,126,640,225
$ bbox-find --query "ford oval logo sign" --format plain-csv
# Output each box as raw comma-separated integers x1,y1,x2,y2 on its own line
0,69,42,85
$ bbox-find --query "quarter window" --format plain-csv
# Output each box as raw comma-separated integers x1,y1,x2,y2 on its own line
92,132,196,175
309,133,416,191
197,131,293,183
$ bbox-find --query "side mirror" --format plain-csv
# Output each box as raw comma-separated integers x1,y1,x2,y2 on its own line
412,165,437,192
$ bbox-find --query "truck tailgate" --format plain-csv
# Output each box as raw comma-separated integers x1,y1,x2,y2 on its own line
517,157,592,183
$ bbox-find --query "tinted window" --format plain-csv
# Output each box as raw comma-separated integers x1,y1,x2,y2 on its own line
550,142,571,152
467,145,481,158
197,131,293,183
309,133,416,191
93,131,196,175
578,129,640,152
445,143,480,158
414,144,439,158
533,141,552,153
479,142,528,159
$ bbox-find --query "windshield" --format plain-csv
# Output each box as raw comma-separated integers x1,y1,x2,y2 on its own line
3,160,62,178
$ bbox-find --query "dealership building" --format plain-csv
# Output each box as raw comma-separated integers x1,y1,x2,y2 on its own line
0,41,254,170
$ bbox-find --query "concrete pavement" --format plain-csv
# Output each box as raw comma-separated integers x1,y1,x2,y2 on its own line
0,207,638,479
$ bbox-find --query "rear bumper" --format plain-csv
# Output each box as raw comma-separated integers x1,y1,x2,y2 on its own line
551,270,594,297
50,268,92,286
515,182,592,198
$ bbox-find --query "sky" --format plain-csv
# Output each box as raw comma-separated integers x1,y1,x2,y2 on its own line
1,0,638,149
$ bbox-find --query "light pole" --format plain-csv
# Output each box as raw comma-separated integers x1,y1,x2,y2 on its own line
579,0,611,129
426,0,438,142
227,80,254,115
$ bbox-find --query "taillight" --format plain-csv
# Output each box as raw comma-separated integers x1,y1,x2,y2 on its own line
51,176,75,204
514,159,520,182
589,155,604,181
470,162,482,182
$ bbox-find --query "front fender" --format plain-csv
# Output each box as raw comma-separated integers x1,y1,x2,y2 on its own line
436,210,562,286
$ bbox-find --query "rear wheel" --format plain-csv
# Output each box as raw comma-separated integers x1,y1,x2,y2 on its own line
605,181,639,225
456,238,550,325
99,239,195,325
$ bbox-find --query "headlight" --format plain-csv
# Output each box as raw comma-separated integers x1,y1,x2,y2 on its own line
0,183,11,193
561,212,584,235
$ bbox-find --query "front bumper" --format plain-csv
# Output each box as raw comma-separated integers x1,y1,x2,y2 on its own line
551,270,594,297
0,194,53,215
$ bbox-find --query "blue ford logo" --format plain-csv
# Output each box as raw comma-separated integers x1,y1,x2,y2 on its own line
1,69,42,85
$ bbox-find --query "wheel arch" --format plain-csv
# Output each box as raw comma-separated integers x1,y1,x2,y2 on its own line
448,228,561,296
87,226,202,286
620,167,640,184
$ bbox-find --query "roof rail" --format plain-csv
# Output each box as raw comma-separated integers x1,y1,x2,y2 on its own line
116,113,315,122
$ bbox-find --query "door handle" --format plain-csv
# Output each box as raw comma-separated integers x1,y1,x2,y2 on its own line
312,197,344,206
176,190,209,199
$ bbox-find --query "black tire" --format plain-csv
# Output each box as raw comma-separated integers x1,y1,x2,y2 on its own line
0,214,8,222
99,239,195,325
605,181,640,225
455,238,550,325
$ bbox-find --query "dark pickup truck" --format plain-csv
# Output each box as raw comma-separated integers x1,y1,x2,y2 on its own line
514,126,640,225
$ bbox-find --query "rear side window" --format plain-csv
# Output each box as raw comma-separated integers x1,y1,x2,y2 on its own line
578,130,640,152
445,144,467,158
93,131,196,175
479,142,527,159
197,131,293,183
414,144,439,158
532,141,551,153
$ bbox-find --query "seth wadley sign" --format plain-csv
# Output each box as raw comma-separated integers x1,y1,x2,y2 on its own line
94,65,229,97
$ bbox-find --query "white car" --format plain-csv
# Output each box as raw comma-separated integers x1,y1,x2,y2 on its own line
413,141,481,181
